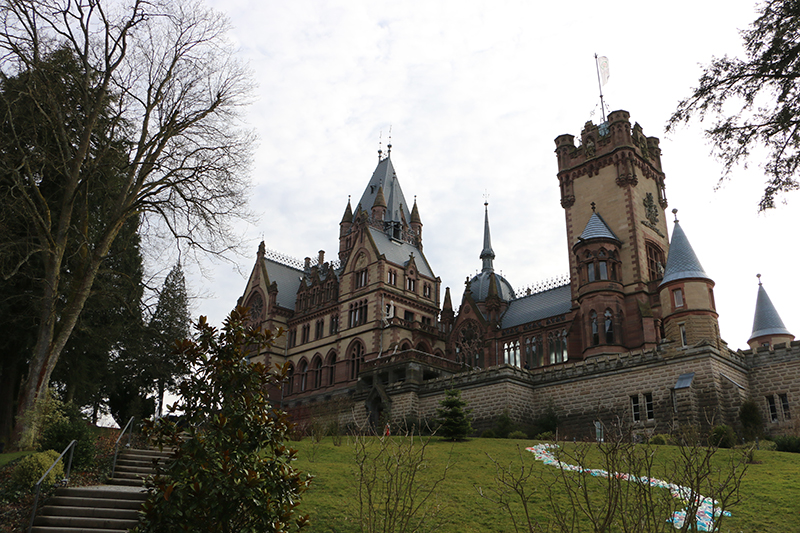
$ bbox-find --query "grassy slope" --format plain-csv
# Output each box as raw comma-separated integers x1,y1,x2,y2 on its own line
291,437,800,533
0,452,33,467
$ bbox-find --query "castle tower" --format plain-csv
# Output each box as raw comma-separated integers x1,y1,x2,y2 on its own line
748,276,794,350
555,111,669,354
466,202,514,323
658,212,720,348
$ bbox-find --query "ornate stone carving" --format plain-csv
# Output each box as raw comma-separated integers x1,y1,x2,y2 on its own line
561,194,576,208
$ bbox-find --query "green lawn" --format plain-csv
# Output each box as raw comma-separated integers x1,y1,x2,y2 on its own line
0,451,33,467
290,437,800,533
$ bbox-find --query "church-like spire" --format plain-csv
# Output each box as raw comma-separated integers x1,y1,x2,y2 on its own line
410,197,421,225
660,211,711,286
480,201,495,273
340,196,353,224
749,275,794,344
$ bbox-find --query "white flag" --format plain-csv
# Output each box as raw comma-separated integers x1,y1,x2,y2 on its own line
597,56,610,86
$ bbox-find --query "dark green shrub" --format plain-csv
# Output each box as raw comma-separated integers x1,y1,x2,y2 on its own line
436,389,473,441
711,425,736,448
774,435,800,453
534,431,555,441
758,439,777,451
481,429,497,438
739,399,764,441
11,450,63,491
508,430,527,440
492,410,515,439
648,434,670,446
137,310,311,532
531,405,559,436
38,402,95,469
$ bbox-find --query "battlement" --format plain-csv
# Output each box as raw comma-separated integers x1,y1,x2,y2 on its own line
737,339,800,368
554,109,662,175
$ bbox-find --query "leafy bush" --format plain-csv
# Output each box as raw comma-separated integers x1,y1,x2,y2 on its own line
774,435,800,453
649,434,670,446
11,450,63,491
480,429,497,438
492,410,516,439
758,439,777,451
38,402,94,469
137,310,311,532
739,399,764,441
534,431,555,441
711,425,736,448
508,431,527,440
530,405,559,436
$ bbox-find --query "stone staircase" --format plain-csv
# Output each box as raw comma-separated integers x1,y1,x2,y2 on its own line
30,447,173,533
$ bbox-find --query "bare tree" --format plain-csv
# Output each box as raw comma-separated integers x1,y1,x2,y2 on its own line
0,0,254,444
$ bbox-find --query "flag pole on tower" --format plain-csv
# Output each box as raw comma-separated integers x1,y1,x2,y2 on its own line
595,54,610,123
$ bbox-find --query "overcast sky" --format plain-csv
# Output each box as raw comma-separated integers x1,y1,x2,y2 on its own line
184,0,798,352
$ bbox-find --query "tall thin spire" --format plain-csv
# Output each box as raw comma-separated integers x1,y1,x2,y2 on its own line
480,201,495,273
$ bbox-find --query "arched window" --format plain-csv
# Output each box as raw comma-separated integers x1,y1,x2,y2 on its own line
604,309,614,344
326,351,337,386
299,359,308,392
560,329,568,362
349,342,365,380
591,310,599,346
312,356,323,389
514,341,521,367
455,320,484,368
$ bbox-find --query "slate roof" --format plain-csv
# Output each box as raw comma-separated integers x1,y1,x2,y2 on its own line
263,258,303,310
578,212,620,241
660,220,711,285
355,156,412,224
368,227,434,278
749,282,793,341
500,284,572,328
469,271,516,302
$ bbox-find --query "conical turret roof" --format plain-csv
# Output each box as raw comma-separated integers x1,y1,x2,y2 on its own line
373,186,387,209
340,198,353,223
749,279,793,341
660,219,711,286
410,198,421,225
356,156,411,224
578,212,620,241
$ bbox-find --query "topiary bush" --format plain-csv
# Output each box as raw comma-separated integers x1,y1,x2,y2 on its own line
508,431,527,440
711,425,736,448
38,401,95,469
11,450,63,491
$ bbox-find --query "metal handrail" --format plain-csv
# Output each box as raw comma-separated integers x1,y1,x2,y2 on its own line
111,416,135,478
28,439,77,533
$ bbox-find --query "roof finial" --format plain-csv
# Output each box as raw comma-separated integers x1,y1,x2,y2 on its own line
672,208,679,222
483,189,489,207
757,273,762,286
378,131,383,161
591,201,596,213
387,125,392,156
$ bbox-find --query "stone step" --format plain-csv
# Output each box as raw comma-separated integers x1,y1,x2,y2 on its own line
30,528,132,533
49,495,145,510
33,513,138,530
53,487,148,501
106,477,146,487
36,504,139,520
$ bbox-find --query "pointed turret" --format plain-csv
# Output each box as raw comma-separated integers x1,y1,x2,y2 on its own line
578,212,620,242
748,276,794,350
372,186,387,221
659,210,720,349
340,197,353,224
480,202,495,273
410,197,422,248
660,218,711,286
356,155,411,225
440,286,454,331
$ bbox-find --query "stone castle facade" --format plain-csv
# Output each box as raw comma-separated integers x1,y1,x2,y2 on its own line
238,111,798,439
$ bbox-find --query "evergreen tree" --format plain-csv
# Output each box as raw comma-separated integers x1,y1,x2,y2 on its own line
435,389,473,441
146,264,191,417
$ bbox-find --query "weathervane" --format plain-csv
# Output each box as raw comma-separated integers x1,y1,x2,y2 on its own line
483,190,490,207
378,131,382,161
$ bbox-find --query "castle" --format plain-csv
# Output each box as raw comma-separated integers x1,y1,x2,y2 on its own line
239,110,799,439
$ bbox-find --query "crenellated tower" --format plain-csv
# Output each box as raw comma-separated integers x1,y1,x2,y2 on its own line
555,110,669,356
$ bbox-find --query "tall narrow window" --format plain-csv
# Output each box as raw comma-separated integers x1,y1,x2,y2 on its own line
673,288,684,308
780,394,791,420
631,395,641,422
355,269,368,289
591,311,599,346
679,324,687,347
285,364,294,395
313,358,323,389
327,353,337,386
299,360,308,392
350,342,365,380
598,261,608,280
587,263,596,282
645,393,654,420
560,329,568,362
604,309,614,344
646,242,665,281
767,395,778,422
